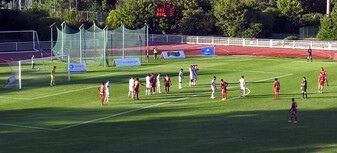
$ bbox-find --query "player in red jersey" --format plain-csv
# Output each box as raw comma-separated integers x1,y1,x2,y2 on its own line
288,98,298,123
320,67,328,86
150,73,156,94
318,72,325,93
220,79,228,100
98,82,106,106
164,74,172,94
273,78,280,100
133,78,143,100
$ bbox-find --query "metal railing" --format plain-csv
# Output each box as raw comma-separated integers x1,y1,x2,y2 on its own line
149,34,337,51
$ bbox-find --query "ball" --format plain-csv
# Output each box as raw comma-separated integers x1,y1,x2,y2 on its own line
37,68,40,71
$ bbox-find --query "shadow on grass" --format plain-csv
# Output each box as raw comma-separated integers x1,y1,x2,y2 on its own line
1,105,337,153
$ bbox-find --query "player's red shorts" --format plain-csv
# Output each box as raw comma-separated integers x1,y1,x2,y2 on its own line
100,93,104,98
222,89,226,94
152,83,156,87
274,87,279,92
165,83,170,87
319,81,324,86
134,88,139,93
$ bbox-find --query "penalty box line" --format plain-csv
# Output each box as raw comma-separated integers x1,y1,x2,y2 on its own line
0,73,292,131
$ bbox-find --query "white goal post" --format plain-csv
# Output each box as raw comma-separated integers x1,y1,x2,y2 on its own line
0,30,40,53
17,55,70,89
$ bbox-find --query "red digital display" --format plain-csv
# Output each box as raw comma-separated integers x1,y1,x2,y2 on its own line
157,4,173,17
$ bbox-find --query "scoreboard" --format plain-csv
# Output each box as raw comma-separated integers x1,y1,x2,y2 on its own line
157,4,173,17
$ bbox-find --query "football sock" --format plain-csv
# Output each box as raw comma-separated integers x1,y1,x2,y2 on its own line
305,93,307,98
302,93,304,98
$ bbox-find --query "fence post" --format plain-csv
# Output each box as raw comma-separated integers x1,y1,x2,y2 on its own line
270,40,273,48
197,36,199,44
152,34,154,42
328,42,332,50
256,39,259,46
228,38,230,46
293,41,295,48
212,37,214,45
181,35,183,44
282,40,284,48
16,42,18,51
310,41,313,49
166,35,169,43
243,38,245,47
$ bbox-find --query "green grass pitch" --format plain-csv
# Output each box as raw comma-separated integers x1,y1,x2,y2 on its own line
0,56,337,153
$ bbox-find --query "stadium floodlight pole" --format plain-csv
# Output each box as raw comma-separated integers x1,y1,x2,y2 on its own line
79,24,84,63
103,25,108,67
50,22,56,61
61,21,66,60
121,22,125,59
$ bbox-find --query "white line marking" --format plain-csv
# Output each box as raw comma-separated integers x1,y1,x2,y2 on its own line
54,95,199,131
0,96,29,100
0,74,291,131
249,73,293,83
0,123,56,131
28,86,97,100
167,88,251,106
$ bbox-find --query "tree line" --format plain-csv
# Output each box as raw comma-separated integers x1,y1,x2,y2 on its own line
0,0,336,40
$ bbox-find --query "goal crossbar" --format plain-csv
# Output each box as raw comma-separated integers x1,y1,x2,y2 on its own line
18,55,71,89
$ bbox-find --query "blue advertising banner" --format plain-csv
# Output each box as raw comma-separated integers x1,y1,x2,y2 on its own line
201,48,214,56
113,58,141,67
68,63,87,73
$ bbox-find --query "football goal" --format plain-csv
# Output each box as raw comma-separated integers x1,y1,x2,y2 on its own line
6,55,70,89
0,30,41,53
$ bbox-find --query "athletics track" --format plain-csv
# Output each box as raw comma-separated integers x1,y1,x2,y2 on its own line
1,44,336,65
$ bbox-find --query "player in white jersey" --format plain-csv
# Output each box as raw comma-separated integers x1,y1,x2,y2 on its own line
194,65,199,85
157,73,161,93
189,65,193,86
128,76,134,98
105,80,110,103
145,74,151,95
211,76,216,99
179,68,184,89
239,75,246,97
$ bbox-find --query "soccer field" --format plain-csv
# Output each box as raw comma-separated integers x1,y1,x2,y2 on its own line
0,55,337,153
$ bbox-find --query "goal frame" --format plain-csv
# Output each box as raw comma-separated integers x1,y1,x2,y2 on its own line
17,55,70,89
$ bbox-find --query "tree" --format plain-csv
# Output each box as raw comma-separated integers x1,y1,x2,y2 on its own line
105,0,153,30
299,0,326,14
178,0,215,35
317,6,337,40
214,0,247,37
276,0,303,33
277,0,303,23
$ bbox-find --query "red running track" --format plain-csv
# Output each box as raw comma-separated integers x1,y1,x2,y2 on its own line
1,44,336,65
149,44,337,60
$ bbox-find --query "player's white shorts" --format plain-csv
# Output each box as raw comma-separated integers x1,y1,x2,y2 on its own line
190,74,193,79
240,86,246,90
105,92,110,97
146,83,151,88
211,86,216,92
129,86,134,91
179,77,182,83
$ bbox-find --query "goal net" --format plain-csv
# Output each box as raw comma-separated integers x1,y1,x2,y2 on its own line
51,23,147,66
5,55,70,89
